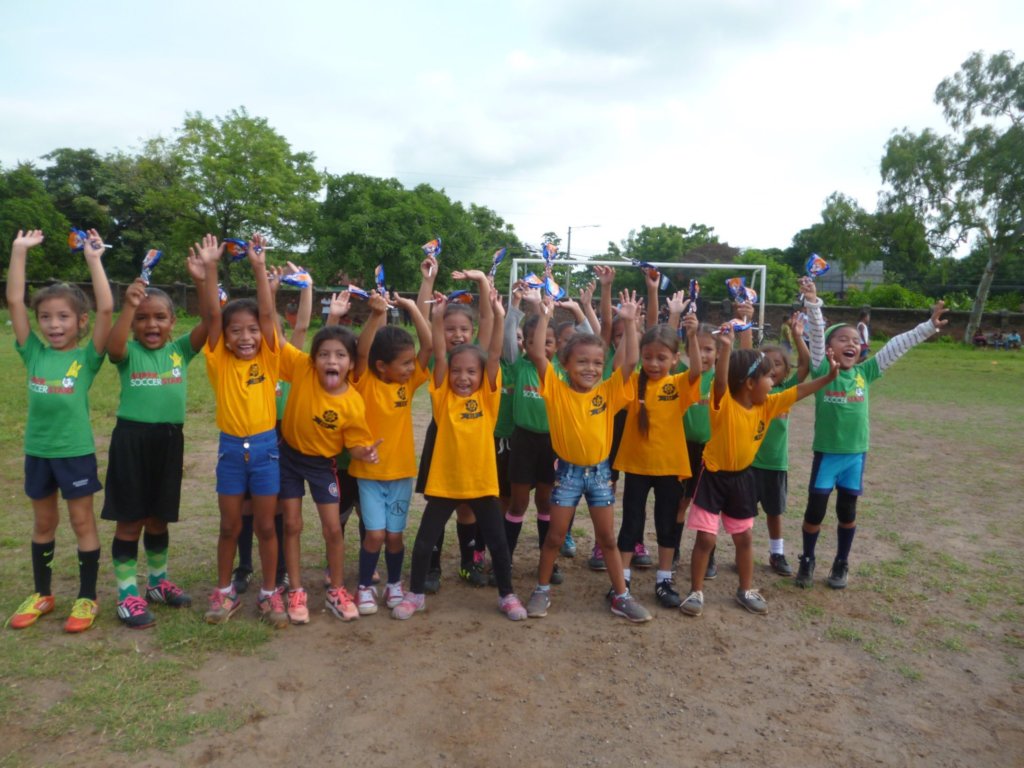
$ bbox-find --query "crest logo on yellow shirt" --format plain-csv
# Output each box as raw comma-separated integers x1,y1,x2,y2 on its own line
460,399,482,420
314,409,339,431
246,364,266,387
662,384,676,396
465,399,479,413
249,364,259,377
589,394,607,416
657,383,678,402
754,419,766,442
397,386,407,401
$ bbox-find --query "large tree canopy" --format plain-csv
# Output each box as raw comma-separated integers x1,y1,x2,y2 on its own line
881,50,1024,341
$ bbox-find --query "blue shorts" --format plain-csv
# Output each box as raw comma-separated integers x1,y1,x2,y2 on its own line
216,429,280,497
24,454,102,501
809,452,866,496
278,439,340,504
551,458,615,509
357,478,413,533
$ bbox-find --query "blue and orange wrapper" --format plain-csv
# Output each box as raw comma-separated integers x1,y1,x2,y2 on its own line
348,285,371,300
223,238,249,263
447,289,473,304
374,264,386,292
281,270,312,289
140,249,162,283
217,285,229,307
632,259,670,291
688,279,700,314
543,276,566,301
68,229,88,253
542,242,559,266
726,276,758,304
806,253,830,278
522,272,545,288
488,247,507,277
422,237,442,259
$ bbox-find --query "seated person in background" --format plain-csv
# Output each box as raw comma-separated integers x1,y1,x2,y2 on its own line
991,331,1005,349
1006,330,1021,349
973,328,988,347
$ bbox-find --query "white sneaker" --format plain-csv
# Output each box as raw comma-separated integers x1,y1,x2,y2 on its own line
357,585,378,615
384,582,405,609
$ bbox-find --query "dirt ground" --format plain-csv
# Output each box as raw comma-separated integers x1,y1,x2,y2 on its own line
18,393,1024,768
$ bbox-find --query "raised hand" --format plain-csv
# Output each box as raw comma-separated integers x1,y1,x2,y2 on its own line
579,280,596,306
930,300,949,329
82,228,106,261
13,229,45,250
186,247,206,282
247,233,268,267
616,289,640,321
522,285,543,307
681,310,698,335
716,322,734,348
645,267,662,290
124,278,148,308
789,311,805,337
197,234,223,264
798,275,817,301
666,290,688,315
329,291,351,318
594,264,616,285
368,291,390,315
420,256,438,279
452,268,487,282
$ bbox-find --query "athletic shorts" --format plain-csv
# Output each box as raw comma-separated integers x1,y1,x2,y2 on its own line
608,409,627,483
686,504,754,535
414,419,437,494
216,429,279,497
752,467,788,517
358,477,414,533
101,419,184,522
551,458,615,509
24,453,102,501
495,436,512,498
508,426,556,487
692,466,757,520
809,452,866,496
682,440,706,498
278,439,341,504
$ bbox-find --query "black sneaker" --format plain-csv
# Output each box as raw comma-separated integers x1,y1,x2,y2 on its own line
827,559,849,590
117,595,156,630
705,551,718,581
655,579,682,608
458,561,487,587
605,579,630,603
550,564,564,586
424,567,442,594
769,553,794,577
795,555,815,589
231,566,253,595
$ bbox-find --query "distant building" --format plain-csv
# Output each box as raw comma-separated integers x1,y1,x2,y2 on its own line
817,260,884,295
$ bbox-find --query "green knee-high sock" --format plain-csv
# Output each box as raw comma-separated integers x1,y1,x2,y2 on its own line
112,537,140,601
144,530,169,587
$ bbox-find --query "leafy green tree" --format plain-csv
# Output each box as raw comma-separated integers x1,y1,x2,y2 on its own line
881,50,1024,341
739,248,799,304
0,164,76,281
602,223,720,293
787,192,878,281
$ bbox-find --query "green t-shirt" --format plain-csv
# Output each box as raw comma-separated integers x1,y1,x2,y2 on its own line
682,370,715,444
811,357,881,454
115,335,198,424
275,380,292,422
510,356,549,433
751,371,798,471
495,359,515,438
17,334,104,458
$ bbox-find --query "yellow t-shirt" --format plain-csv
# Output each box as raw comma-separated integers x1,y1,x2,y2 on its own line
349,362,430,481
426,371,502,499
702,387,798,472
613,372,701,478
542,372,633,466
204,335,279,437
279,344,373,458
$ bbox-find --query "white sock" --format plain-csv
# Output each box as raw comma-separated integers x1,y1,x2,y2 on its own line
259,588,275,599
770,538,784,555
536,584,551,593
219,585,234,595
656,570,673,582
623,568,632,581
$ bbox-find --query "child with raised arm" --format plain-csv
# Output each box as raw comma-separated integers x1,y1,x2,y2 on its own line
679,324,838,617
199,234,288,627
795,278,947,589
393,291,527,621
348,291,433,615
102,249,208,629
7,229,113,633
524,288,653,623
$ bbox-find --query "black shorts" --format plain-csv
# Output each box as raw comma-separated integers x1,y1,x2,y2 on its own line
753,467,787,517
26,453,102,502
508,427,556,487
682,440,706,498
693,466,757,520
414,419,438,494
337,465,358,519
101,419,183,522
495,436,512,498
278,439,341,504
608,409,627,483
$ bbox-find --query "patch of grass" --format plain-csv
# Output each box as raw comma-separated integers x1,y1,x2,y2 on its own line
897,664,923,681
826,622,863,644
941,636,967,652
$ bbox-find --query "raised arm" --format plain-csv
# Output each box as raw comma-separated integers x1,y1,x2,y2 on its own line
453,269,493,348
7,230,44,345
874,302,947,373
644,268,661,330
107,279,147,362
430,293,450,387
799,276,826,368
734,300,754,351
525,287,551,383
795,348,839,400
394,292,432,369
579,280,601,337
595,265,616,347
712,325,733,407
681,309,701,383
81,229,113,354
248,233,277,351
666,290,687,333
288,263,313,348
200,235,224,350
324,290,350,327
790,312,811,381
613,290,640,383
486,290,505,390
355,292,389,380
185,245,210,352
502,294,525,364
416,256,438,320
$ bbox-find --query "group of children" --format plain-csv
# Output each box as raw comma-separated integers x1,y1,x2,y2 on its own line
5,229,948,632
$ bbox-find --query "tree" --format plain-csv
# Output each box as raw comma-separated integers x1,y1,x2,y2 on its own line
786,192,878,282
603,223,720,293
881,50,1024,341
0,164,76,281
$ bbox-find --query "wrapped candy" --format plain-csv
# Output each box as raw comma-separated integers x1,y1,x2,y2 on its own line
348,285,371,300
223,238,249,263
217,285,229,307
522,272,545,288
543,275,566,301
447,289,473,304
806,253,830,278
421,237,442,259
280,270,312,289
542,242,558,267
632,259,670,291
68,228,110,252
374,264,386,293
140,249,162,283
688,279,700,314
488,246,507,278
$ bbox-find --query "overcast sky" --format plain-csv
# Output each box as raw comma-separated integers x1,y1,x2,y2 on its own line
2,0,1021,258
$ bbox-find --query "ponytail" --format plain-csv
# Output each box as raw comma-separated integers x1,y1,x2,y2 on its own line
637,368,650,438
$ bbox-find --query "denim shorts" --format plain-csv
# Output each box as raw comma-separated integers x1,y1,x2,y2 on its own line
216,429,279,496
357,478,414,533
551,458,614,508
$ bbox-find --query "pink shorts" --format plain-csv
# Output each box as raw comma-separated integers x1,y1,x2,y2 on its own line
685,504,754,536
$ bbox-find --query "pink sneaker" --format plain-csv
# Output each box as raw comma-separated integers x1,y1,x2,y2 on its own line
391,592,425,620
256,588,289,629
384,582,405,609
287,588,309,625
498,593,527,621
326,587,360,621
204,588,241,625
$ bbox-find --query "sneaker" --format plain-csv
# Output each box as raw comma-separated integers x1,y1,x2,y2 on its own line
326,587,360,621
231,567,253,595
561,533,577,558
384,582,405,609
550,563,565,586
391,592,425,620
287,589,310,625
632,542,654,569
769,553,794,577
458,559,487,588
610,592,653,623
256,589,289,629
526,587,551,618
606,580,631,603
498,593,528,621
64,597,99,633
827,559,849,590
735,587,768,615
795,555,816,589
9,593,55,629
588,545,607,571
424,568,442,594
205,589,241,624
356,586,379,616
655,579,682,608
705,551,718,580
679,590,704,617
145,579,192,608
117,595,156,630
